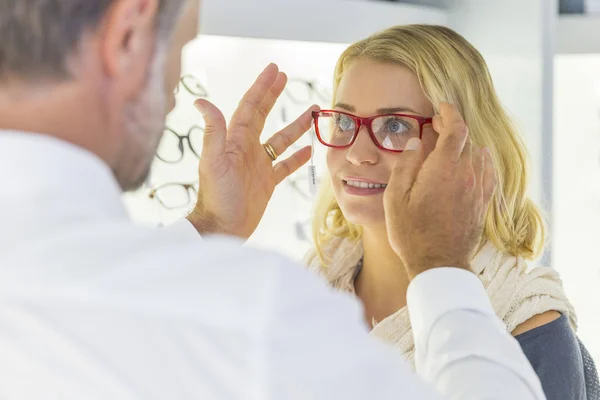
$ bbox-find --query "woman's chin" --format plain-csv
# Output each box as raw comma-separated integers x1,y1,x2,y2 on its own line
339,206,386,228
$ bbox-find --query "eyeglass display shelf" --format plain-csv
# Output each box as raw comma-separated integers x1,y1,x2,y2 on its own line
200,0,448,44
557,14,600,54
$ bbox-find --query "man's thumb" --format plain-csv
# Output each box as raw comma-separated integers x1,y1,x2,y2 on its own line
195,99,227,159
389,138,425,196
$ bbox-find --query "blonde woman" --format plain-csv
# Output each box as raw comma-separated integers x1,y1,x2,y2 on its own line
306,25,597,400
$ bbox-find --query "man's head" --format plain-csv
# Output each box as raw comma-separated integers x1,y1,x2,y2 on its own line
0,0,200,190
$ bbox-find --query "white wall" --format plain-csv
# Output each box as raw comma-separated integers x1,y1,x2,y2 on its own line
554,54,600,365
200,0,448,43
448,0,557,264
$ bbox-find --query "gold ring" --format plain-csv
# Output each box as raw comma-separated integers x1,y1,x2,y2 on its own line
263,143,278,161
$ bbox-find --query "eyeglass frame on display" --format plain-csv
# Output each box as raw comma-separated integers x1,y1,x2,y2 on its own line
284,78,332,105
148,182,198,210
294,217,312,243
156,125,205,164
287,173,323,201
174,74,209,98
312,110,433,153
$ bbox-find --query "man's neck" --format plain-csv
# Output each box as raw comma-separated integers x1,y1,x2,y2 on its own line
0,81,110,165
354,226,411,324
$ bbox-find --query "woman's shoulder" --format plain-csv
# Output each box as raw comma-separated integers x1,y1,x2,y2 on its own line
515,313,589,400
511,310,562,336
514,312,574,344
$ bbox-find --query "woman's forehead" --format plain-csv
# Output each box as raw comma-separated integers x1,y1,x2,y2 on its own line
336,59,433,117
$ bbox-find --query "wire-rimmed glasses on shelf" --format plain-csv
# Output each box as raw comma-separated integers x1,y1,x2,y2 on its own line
284,78,332,105
156,125,204,164
174,74,209,98
312,110,432,153
287,174,321,201
148,182,198,210
295,217,312,242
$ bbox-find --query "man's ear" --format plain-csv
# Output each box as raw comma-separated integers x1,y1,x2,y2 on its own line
97,0,159,99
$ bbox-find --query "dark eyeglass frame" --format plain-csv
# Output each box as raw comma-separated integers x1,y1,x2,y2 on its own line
312,110,433,153
285,79,332,104
156,125,205,164
148,182,198,210
174,74,209,98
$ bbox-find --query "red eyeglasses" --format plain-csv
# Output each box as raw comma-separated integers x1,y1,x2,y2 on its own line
312,110,432,153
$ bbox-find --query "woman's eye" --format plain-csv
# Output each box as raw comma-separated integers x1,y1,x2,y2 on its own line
338,116,355,131
386,118,407,134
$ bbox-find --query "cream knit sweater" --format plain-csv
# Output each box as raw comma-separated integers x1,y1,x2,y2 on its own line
306,238,577,368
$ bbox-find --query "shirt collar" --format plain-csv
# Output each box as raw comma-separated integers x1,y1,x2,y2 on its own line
0,130,129,222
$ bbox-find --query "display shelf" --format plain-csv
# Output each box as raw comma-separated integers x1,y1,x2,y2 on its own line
557,15,600,54
200,0,448,44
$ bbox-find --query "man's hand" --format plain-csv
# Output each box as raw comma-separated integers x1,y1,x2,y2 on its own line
383,103,497,279
186,64,317,238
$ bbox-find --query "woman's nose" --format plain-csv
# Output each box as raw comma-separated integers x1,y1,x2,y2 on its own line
345,125,379,166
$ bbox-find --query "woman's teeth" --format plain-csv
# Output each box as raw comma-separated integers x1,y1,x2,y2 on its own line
345,180,387,189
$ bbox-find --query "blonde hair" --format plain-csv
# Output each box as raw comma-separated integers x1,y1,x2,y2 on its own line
313,24,546,264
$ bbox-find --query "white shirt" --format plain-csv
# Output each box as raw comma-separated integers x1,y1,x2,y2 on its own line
0,131,545,400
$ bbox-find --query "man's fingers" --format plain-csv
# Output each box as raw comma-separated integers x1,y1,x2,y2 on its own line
387,138,425,198
432,114,444,133
273,146,312,184
439,102,465,125
432,102,469,162
473,146,485,197
482,148,497,209
383,138,423,257
250,72,287,136
266,105,319,156
438,121,469,161
461,134,473,164
230,63,280,132
195,99,228,161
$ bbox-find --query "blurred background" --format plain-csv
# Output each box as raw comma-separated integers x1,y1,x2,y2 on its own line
123,0,600,361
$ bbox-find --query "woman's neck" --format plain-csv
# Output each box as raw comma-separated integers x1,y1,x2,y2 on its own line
354,226,411,326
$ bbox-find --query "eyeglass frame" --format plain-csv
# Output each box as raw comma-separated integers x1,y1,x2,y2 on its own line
285,78,332,104
148,182,198,210
287,173,322,201
174,74,209,98
156,125,205,164
311,110,433,153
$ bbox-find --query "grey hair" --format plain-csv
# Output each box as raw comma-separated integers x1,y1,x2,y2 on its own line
0,0,186,81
